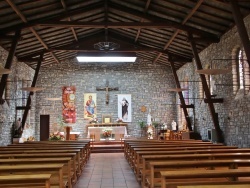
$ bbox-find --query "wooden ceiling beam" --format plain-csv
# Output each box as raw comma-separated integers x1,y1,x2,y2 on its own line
6,0,60,64
109,3,219,39
61,0,78,42
0,2,104,35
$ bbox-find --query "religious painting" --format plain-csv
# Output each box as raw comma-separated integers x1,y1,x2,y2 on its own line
117,94,132,122
102,114,112,123
84,93,97,119
62,86,76,123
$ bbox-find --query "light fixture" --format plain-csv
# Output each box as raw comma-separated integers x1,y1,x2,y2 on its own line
94,42,120,51
20,87,45,92
77,52,137,63
196,69,230,75
167,88,189,92
0,68,11,75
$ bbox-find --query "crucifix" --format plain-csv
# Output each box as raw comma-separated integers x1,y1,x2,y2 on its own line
96,80,119,104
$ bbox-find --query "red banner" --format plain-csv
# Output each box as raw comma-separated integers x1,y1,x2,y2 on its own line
62,86,76,123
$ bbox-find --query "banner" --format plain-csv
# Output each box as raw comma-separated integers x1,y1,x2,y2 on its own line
117,94,132,122
62,86,76,123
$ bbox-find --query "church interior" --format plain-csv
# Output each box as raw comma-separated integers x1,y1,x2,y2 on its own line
0,0,250,188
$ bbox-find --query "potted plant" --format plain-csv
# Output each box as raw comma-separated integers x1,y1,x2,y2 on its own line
138,121,146,137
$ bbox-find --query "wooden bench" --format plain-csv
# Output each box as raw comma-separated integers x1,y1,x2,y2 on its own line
0,164,64,188
131,146,238,170
132,147,239,180
1,146,85,172
0,149,81,175
0,174,52,188
177,185,250,188
0,158,72,188
0,153,78,183
148,159,250,188
141,152,250,187
160,169,250,188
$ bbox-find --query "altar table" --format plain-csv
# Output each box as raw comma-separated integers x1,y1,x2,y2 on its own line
87,127,127,141
60,132,80,140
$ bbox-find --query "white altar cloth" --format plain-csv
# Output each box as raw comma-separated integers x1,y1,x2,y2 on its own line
87,127,127,141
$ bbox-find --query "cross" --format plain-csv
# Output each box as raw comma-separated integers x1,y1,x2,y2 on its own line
96,80,118,104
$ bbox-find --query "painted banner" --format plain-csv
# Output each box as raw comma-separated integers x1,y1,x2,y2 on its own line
62,86,76,123
84,93,97,119
118,94,132,122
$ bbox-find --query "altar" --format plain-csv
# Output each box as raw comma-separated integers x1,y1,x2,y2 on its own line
87,123,127,141
60,132,80,140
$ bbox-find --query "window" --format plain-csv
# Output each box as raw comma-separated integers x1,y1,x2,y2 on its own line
233,48,249,94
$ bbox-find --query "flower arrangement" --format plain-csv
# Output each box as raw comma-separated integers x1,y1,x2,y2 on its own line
49,131,65,141
116,118,123,123
89,117,98,124
102,128,112,138
147,126,153,139
27,136,35,141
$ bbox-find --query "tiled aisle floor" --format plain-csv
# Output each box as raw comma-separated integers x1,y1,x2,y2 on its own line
74,153,141,188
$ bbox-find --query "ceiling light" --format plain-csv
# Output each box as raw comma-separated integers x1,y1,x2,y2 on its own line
77,52,137,63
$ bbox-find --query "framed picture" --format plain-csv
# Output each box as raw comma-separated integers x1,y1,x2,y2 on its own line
117,94,132,122
84,93,97,119
102,114,112,123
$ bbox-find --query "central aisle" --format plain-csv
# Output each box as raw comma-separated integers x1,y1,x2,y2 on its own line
74,153,141,188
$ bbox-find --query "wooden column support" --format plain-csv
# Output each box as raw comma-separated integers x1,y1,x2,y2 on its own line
188,33,224,143
169,59,192,131
0,30,21,104
180,104,194,108
204,98,223,103
21,53,44,129
229,0,250,67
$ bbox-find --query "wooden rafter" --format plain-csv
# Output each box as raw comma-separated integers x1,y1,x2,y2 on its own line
153,0,204,65
5,0,59,64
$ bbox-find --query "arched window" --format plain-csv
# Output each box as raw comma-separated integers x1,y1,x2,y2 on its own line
233,48,249,94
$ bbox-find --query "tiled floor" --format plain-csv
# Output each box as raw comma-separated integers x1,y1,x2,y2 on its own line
74,153,141,188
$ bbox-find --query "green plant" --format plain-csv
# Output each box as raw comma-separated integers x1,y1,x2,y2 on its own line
152,122,159,128
57,115,66,127
138,121,146,129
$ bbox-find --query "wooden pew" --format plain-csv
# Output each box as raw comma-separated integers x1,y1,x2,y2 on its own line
148,159,250,188
141,152,250,187
0,174,52,188
131,146,238,170
0,158,72,188
0,153,78,183
131,146,239,179
0,149,81,175
0,164,64,188
177,185,250,188
1,146,85,172
160,169,250,188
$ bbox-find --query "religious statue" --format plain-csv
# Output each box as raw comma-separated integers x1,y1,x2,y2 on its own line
171,120,177,132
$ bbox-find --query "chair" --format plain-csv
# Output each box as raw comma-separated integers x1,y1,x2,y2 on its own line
90,134,95,148
120,134,125,148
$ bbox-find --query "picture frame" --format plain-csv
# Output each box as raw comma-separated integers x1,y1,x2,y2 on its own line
84,93,97,119
102,114,112,123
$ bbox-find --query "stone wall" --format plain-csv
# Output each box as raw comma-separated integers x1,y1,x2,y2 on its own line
0,47,35,146
177,14,250,147
35,59,176,138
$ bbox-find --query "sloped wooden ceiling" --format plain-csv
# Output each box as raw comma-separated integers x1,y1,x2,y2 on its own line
0,0,249,69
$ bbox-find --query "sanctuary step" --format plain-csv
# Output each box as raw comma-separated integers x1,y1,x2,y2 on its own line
91,141,124,153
